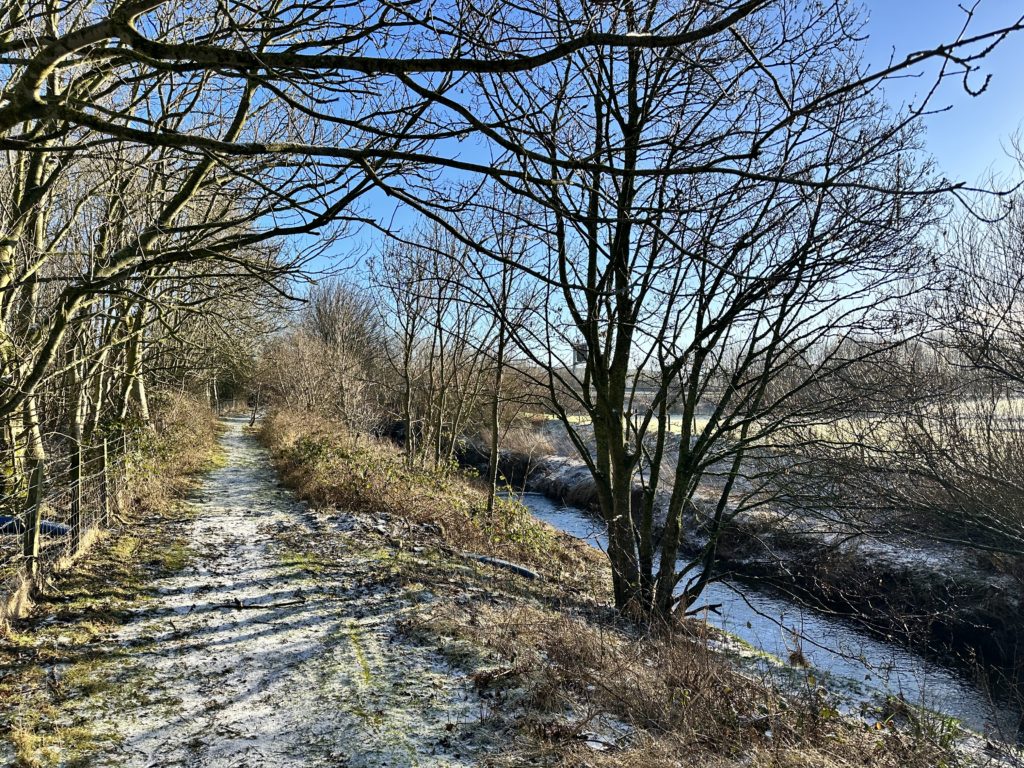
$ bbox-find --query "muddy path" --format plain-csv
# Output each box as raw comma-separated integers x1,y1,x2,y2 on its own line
48,417,487,767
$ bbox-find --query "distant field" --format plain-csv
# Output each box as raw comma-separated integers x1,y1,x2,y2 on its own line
805,397,1024,449
528,395,1024,447
529,411,713,435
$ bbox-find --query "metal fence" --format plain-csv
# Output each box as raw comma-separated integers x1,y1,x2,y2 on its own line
0,431,134,595
0,398,255,612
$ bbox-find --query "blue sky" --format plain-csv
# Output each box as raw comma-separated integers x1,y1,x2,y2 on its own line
861,0,1024,183
318,2,1024,280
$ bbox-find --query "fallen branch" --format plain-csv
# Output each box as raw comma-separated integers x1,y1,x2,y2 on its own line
460,552,541,580
221,596,307,610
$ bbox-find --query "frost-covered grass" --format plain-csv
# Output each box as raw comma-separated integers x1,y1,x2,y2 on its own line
262,407,976,768
0,394,220,768
259,408,579,576
0,405,987,768
3,416,499,767
402,593,973,767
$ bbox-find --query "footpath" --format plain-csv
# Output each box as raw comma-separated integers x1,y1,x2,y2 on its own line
2,417,489,767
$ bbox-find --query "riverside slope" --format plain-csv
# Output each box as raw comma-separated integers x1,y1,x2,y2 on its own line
83,416,486,766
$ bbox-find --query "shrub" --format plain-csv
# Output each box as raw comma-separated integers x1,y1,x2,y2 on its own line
128,392,220,510
260,408,577,571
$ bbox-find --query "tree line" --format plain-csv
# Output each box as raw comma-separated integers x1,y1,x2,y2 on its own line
1,0,1022,622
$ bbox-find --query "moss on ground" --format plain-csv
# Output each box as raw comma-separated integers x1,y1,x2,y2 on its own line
276,547,327,576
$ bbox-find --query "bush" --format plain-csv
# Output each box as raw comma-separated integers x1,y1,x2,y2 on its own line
128,392,220,510
260,408,570,570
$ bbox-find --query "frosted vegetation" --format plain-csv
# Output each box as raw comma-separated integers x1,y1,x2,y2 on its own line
1,0,1024,764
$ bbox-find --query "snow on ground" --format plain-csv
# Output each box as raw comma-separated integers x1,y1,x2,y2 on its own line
86,417,486,767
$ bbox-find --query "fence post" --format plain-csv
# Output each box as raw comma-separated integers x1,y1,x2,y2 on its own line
70,440,83,547
99,437,110,526
22,458,44,577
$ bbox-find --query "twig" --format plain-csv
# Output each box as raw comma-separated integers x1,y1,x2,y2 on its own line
220,596,307,610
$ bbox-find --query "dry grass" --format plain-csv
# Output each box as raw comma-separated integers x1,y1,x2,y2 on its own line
259,408,600,579
128,391,222,510
485,419,556,456
264,407,966,768
407,601,963,767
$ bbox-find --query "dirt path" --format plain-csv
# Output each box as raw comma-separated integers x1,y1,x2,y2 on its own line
82,417,486,767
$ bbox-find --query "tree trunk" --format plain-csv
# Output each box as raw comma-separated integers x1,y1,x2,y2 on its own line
21,395,45,577
486,337,506,516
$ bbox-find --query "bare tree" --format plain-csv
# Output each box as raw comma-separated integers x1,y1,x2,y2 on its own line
261,279,384,432
0,0,1020,613
787,172,1024,561
431,0,1007,620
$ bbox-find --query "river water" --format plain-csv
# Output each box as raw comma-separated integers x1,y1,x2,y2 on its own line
515,491,1022,742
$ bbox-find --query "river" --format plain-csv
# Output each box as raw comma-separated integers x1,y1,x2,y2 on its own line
514,491,1023,743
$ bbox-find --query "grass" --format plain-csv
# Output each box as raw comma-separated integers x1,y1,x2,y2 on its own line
0,393,222,768
403,599,966,767
278,547,326,575
259,406,969,768
158,541,190,573
348,622,373,686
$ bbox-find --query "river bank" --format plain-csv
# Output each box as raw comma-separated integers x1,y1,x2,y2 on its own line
463,421,1024,692
518,490,1023,744
258,407,1022,765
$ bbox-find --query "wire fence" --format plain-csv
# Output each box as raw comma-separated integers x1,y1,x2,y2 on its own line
0,396,269,614
0,430,136,599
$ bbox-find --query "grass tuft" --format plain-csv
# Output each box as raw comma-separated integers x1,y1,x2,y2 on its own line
259,408,597,580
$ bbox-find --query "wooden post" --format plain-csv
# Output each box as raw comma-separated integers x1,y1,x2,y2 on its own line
249,386,261,426
70,440,83,546
22,459,44,577
99,438,110,526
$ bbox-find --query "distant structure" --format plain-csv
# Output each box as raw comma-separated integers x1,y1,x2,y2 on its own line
572,340,587,367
